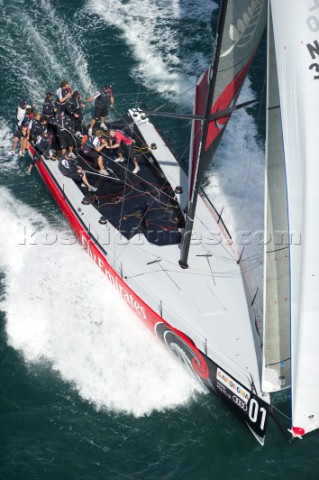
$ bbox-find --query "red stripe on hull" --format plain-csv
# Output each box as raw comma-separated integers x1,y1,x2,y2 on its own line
35,159,209,373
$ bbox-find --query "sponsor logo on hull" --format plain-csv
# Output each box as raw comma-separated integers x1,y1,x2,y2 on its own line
217,367,250,404
80,234,147,320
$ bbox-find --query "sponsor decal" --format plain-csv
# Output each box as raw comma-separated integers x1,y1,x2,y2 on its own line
232,395,248,412
221,0,265,58
155,323,210,381
81,234,147,320
216,368,250,404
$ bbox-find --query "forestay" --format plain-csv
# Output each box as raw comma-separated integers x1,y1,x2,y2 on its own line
271,0,319,435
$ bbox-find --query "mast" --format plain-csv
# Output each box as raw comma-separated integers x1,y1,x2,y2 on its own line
179,0,267,268
179,0,229,269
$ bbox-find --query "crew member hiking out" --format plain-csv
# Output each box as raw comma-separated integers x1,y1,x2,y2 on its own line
16,100,31,125
109,129,140,174
26,130,51,176
85,84,114,135
12,125,28,157
17,107,34,156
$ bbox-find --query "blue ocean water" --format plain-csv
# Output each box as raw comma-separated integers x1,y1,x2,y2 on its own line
1,0,319,479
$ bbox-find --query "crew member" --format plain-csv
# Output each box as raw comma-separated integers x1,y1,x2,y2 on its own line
58,152,97,192
109,129,140,174
80,129,109,175
55,80,73,113
85,84,114,135
67,90,84,136
35,130,51,159
12,125,28,157
27,112,43,143
43,91,56,120
54,110,76,157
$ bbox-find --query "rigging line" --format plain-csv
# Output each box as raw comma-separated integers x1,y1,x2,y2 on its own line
135,38,152,110
266,245,289,254
52,119,175,210
97,154,177,209
111,105,147,147
77,149,122,182
159,263,182,291
115,159,131,262
120,241,246,277
97,185,169,202
270,403,292,422
116,92,148,97
103,108,180,206
127,187,163,237
117,226,250,275
176,141,192,172
151,83,196,113
136,47,150,109
206,255,216,287
114,188,178,266
266,357,291,367
97,153,177,209
153,80,177,110
195,215,238,261
155,110,191,160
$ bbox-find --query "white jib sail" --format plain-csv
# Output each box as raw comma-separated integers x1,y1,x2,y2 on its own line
271,0,319,435
262,2,291,393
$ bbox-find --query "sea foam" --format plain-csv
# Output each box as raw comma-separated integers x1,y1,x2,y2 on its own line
0,188,204,416
86,0,217,101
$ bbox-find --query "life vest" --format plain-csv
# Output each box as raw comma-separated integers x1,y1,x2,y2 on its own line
95,90,111,108
58,155,78,176
30,119,42,138
56,87,70,105
81,135,99,154
43,97,55,116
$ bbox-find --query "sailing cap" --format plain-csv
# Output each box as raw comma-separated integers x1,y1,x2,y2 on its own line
73,90,81,97
103,84,112,90
47,91,53,96
20,100,27,108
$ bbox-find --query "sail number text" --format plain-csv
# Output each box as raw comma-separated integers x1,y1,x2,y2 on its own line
307,0,319,78
248,399,267,432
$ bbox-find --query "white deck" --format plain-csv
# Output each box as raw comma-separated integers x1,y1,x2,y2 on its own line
42,110,269,399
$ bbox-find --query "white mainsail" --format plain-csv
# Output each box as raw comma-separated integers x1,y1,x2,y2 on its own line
270,0,319,436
